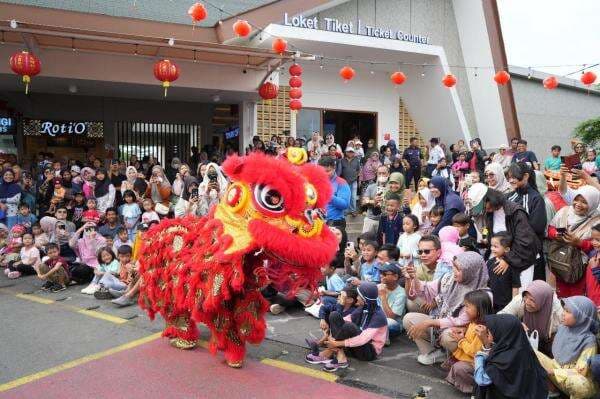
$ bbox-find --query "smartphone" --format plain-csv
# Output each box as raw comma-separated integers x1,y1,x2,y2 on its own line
376,187,384,196
556,227,567,236
191,188,199,198
346,241,355,250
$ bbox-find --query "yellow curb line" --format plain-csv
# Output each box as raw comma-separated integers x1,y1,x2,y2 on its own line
0,333,161,393
260,358,339,382
15,292,54,305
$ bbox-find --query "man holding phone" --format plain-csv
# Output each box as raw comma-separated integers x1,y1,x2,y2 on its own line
361,166,389,235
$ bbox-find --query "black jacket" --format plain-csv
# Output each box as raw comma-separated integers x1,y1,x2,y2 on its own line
506,185,547,237
485,200,541,272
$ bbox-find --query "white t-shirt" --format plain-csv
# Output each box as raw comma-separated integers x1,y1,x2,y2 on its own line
493,208,507,233
427,145,445,165
20,246,41,265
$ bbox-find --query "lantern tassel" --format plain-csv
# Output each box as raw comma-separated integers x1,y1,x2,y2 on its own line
23,75,30,95
163,81,170,98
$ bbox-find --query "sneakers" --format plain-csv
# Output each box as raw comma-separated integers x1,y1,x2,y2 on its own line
269,304,285,315
108,288,125,298
417,349,446,366
81,283,100,295
305,353,333,365
323,358,349,372
50,283,66,292
94,286,113,300
41,281,53,291
7,271,21,279
111,295,136,307
3,268,9,276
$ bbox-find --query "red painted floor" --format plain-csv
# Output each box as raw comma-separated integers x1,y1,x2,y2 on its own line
3,339,384,399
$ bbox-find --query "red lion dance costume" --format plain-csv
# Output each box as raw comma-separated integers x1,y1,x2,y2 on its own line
138,149,338,367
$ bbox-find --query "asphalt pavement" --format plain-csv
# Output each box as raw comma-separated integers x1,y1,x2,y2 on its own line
0,215,467,399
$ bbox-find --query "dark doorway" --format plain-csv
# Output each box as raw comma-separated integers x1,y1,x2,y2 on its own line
322,110,376,149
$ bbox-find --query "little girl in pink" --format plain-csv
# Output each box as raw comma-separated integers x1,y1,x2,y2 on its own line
438,226,464,264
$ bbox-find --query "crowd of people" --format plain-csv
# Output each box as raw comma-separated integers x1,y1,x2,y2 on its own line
2,134,600,398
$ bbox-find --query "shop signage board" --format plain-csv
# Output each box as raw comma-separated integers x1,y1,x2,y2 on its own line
0,117,16,134
283,13,431,45
23,119,104,138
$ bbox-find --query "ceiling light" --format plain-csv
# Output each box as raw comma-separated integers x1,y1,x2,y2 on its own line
168,38,175,46
68,84,78,94
213,94,221,102
10,20,17,29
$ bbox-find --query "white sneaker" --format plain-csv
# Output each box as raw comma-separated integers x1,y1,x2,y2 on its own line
270,304,285,315
417,349,446,365
81,283,99,295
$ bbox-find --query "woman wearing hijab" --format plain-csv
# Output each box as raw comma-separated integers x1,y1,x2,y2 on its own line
166,157,181,183
386,139,398,158
121,166,147,199
80,167,96,200
429,176,465,235
484,163,511,194
535,296,598,399
474,314,548,399
384,172,405,201
498,280,564,356
93,169,115,214
359,151,381,194
144,165,172,214
410,187,436,234
403,252,489,365
197,163,228,216
310,281,388,372
0,169,22,228
547,185,600,298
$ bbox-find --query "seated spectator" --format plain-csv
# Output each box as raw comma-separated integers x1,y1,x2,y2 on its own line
498,280,563,356
410,187,435,233
376,244,400,265
0,169,22,228
583,148,598,175
396,214,421,266
0,224,24,267
342,233,376,278
487,232,520,313
67,191,87,228
31,223,49,252
356,240,380,284
112,227,133,255
93,169,116,214
438,226,464,264
111,246,141,307
119,190,141,240
431,157,455,189
474,314,548,398
429,176,465,235
15,203,36,231
585,224,600,306
35,243,69,292
319,262,345,298
544,145,562,172
377,262,406,339
98,207,122,238
82,199,101,225
452,213,477,252
484,162,512,194
141,199,160,224
428,205,444,236
511,139,539,170
403,252,489,365
376,194,403,246
70,222,106,294
445,289,493,394
309,281,388,372
535,296,598,399
5,232,40,279
92,246,127,299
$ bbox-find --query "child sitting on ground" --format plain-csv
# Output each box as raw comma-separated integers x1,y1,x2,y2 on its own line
141,199,160,224
111,245,140,307
305,261,346,318
356,240,380,284
428,206,444,234
32,223,49,253
68,191,87,229
112,227,133,255
5,232,40,279
0,224,25,268
377,262,406,339
452,213,478,252
305,281,388,372
487,232,520,313
438,226,464,264
15,203,37,231
82,198,101,225
92,247,127,299
35,243,69,292
397,214,421,267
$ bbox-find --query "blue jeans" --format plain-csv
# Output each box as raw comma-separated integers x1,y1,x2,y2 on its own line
387,317,403,336
348,181,358,213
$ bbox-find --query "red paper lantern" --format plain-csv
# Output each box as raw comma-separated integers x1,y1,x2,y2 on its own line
153,59,180,97
339,66,355,82
289,63,303,77
494,70,511,85
289,76,302,88
289,87,302,99
233,19,252,37
543,76,558,90
258,82,279,100
581,71,597,86
188,3,207,26
442,74,457,88
272,38,287,54
289,99,302,111
390,71,406,85
9,50,41,94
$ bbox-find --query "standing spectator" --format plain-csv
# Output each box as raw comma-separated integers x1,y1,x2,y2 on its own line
492,144,512,170
19,171,36,213
361,165,388,234
359,151,381,194
426,138,445,177
119,190,141,241
121,166,147,199
583,148,598,175
307,132,326,162
466,138,487,175
93,169,116,214
145,165,172,214
484,163,511,194
486,232,521,312
429,176,465,235
511,139,539,169
431,158,455,189
197,163,227,216
380,145,393,167
506,137,519,157
324,134,342,154
0,169,21,228
544,145,562,172
364,138,377,160
586,225,600,307
397,214,421,266
340,147,361,217
108,160,125,206
319,156,350,243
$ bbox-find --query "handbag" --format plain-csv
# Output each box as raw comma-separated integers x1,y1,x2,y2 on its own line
547,212,589,284
527,329,539,351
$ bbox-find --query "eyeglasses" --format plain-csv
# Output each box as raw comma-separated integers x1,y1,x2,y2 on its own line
485,173,495,178
417,249,433,255
56,210,67,214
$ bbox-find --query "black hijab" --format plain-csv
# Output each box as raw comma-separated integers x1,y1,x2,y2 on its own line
479,314,547,399
94,169,111,198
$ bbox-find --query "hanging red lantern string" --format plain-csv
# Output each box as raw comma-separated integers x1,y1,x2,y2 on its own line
390,71,406,86
9,50,41,95
581,71,597,86
289,76,302,88
543,76,558,90
494,70,511,85
289,87,302,99
188,3,207,28
233,19,252,37
153,59,180,97
289,63,303,77
258,81,279,101
442,74,457,88
339,66,355,82
272,38,287,54
289,99,302,112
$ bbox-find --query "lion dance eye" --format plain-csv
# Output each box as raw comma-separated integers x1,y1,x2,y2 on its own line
254,184,284,213
305,184,317,206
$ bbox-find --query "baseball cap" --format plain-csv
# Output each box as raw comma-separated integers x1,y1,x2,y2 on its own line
378,262,401,275
70,165,81,174
344,146,356,153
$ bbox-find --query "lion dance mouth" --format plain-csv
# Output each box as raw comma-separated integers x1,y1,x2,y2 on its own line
137,149,338,367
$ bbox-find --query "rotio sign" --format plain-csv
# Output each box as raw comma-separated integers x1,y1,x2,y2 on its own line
283,13,430,45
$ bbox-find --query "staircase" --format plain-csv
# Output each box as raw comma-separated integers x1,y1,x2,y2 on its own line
345,214,365,244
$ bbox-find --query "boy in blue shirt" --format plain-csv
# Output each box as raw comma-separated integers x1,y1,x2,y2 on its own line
358,240,381,283
15,203,37,232
543,145,562,171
